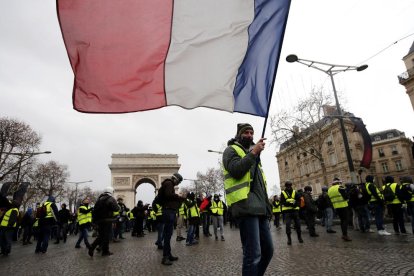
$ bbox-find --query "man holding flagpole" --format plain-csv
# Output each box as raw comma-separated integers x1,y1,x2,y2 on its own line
222,123,273,276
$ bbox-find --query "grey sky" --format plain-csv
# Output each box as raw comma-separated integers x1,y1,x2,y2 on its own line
1,1,413,205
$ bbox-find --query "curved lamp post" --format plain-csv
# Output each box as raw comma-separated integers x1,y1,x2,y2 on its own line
67,180,92,212
286,54,368,184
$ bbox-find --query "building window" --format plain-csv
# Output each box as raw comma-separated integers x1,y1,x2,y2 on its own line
378,148,385,158
381,162,389,173
387,133,394,139
374,136,381,141
329,152,337,166
327,136,333,146
395,160,403,171
391,145,398,155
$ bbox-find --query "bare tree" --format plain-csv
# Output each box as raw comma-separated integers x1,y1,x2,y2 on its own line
0,117,41,182
30,160,70,198
195,167,224,196
270,88,333,186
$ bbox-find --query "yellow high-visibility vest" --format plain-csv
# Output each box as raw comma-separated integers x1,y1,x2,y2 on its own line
77,205,92,225
328,185,348,209
0,208,19,227
223,144,266,206
210,201,224,216
281,190,299,211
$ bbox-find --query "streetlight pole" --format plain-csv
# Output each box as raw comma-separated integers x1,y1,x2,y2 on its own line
286,54,368,184
207,149,223,154
14,151,52,183
184,178,199,195
67,180,92,212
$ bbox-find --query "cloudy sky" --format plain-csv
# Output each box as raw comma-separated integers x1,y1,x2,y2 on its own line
1,1,413,205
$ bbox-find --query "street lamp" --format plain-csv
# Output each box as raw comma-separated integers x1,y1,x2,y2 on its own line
207,149,223,154
184,178,199,195
10,151,52,183
67,180,92,212
286,54,368,184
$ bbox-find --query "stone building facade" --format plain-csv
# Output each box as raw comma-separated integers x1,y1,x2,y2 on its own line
398,40,414,110
108,154,180,208
368,129,414,185
276,125,414,195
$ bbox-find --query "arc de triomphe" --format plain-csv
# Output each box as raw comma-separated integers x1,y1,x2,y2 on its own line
109,154,181,208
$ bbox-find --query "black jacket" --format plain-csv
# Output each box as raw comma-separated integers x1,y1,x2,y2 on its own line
93,193,119,223
161,179,183,210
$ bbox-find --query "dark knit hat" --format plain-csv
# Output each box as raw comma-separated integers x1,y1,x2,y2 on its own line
236,123,253,138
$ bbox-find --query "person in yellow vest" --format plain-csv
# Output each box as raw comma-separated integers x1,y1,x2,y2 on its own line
401,176,414,234
146,206,155,232
0,199,19,256
222,123,273,276
35,195,59,253
364,175,391,235
328,178,352,241
185,192,200,246
75,198,92,249
271,195,282,230
383,175,407,234
210,194,227,241
280,181,303,245
176,199,187,241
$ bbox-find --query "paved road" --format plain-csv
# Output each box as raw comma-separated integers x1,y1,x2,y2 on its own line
1,223,414,276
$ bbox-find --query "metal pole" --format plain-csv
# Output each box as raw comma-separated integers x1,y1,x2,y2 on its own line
328,72,358,183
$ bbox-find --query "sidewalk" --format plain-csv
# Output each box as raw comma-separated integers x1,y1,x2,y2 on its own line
0,223,413,275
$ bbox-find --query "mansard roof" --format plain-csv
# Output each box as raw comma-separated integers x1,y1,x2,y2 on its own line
370,129,406,141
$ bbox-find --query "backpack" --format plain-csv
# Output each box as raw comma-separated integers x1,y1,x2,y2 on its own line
299,196,305,209
36,204,47,219
383,184,395,202
399,184,412,202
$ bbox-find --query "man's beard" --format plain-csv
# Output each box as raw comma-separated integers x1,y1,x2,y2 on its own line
239,137,253,149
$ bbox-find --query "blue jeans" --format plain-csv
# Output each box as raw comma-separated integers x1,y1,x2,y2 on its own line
238,216,274,276
324,207,334,231
162,209,176,257
36,224,51,252
369,202,385,231
156,220,164,246
186,224,195,244
76,226,90,247
407,202,414,233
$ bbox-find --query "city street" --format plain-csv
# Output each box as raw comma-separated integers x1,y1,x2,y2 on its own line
0,223,413,276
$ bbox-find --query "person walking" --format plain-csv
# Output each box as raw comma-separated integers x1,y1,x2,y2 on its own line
160,172,184,266
0,199,19,256
88,187,120,257
176,199,187,242
364,175,391,235
271,195,282,230
75,198,92,249
328,178,351,241
303,186,319,237
185,192,199,246
222,123,273,276
55,203,71,244
35,196,59,253
210,194,227,241
280,181,303,245
383,175,407,234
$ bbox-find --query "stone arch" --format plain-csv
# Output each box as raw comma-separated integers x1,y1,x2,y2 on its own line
109,154,180,209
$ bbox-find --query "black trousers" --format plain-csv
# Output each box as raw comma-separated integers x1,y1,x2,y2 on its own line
336,207,349,236
284,211,301,235
90,222,112,254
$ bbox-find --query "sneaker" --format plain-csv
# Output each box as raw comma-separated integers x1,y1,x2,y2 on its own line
157,245,164,250
378,230,391,236
342,235,352,242
221,236,225,241
75,244,81,249
88,248,94,257
215,236,218,241
162,257,173,265
327,230,336,234
101,251,113,256
367,229,375,233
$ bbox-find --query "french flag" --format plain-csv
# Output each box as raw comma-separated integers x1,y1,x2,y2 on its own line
57,0,291,117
